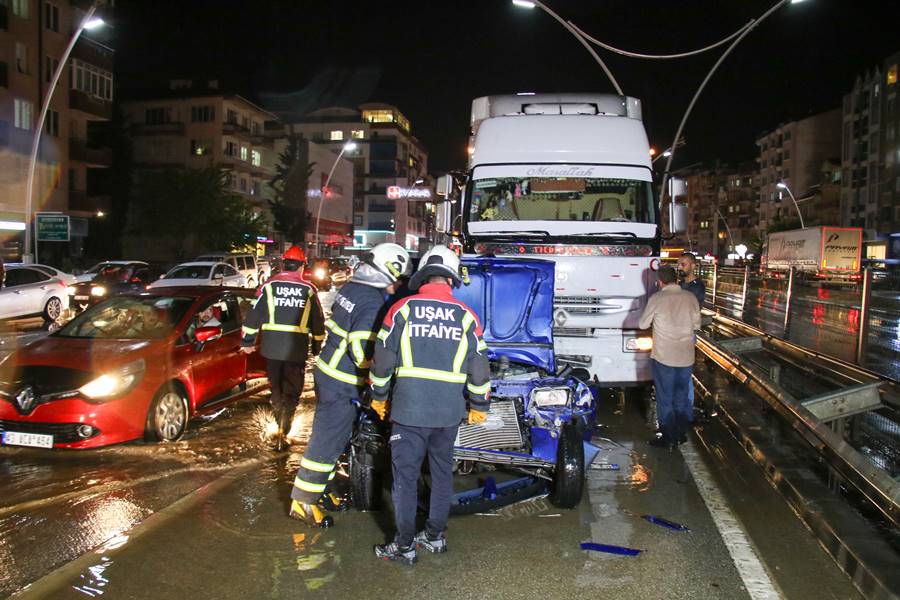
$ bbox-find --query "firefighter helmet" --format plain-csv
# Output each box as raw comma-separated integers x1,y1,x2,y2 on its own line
409,245,461,291
283,245,306,262
355,243,411,288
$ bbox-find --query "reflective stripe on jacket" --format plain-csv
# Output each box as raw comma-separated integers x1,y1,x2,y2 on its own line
241,273,325,363
315,282,387,391
369,282,490,428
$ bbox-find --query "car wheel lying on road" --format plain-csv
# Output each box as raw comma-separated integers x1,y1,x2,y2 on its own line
145,384,189,442
549,420,585,508
42,297,62,322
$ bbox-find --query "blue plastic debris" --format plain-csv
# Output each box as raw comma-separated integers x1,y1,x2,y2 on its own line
580,542,642,556
482,476,498,501
642,515,690,532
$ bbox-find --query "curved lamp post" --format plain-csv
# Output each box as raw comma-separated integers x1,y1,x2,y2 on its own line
776,181,805,228
23,4,105,263
313,141,357,257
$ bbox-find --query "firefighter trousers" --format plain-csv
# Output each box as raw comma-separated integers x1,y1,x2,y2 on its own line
390,422,458,547
290,381,357,504
266,359,305,433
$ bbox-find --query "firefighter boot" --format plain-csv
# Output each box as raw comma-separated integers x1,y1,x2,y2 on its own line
318,492,351,512
289,500,334,528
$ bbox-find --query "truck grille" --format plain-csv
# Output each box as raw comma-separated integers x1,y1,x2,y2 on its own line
553,327,593,337
455,399,522,450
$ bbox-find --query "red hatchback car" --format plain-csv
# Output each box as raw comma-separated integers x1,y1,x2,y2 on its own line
0,287,267,449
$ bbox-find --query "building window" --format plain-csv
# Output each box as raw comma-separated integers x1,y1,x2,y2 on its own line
45,109,59,137
783,150,790,160
250,181,260,196
783,130,791,141
240,146,248,161
16,43,28,74
888,65,898,86
44,2,59,31
45,161,58,190
251,150,261,166
70,59,113,101
226,109,238,124
330,130,344,141
44,56,59,83
351,129,365,139
250,121,260,135
14,98,33,130
190,105,214,122
145,107,170,125
239,178,247,193
12,0,29,18
224,141,237,157
190,140,212,156
699,221,709,230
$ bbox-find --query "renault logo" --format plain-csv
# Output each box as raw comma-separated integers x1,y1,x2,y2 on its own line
15,385,36,413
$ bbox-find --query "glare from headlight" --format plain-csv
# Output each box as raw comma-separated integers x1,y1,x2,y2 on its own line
531,387,571,407
78,359,145,400
314,268,326,279
90,285,107,297
66,286,77,295
624,337,653,352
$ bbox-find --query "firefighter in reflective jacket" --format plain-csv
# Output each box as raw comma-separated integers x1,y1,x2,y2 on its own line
288,243,412,528
370,245,491,565
241,245,325,448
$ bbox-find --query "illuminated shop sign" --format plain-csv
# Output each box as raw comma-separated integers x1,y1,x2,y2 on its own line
387,186,432,200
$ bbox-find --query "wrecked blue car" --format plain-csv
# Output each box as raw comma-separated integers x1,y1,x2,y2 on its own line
348,257,597,510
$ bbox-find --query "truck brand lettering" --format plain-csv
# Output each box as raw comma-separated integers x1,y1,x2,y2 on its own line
780,239,806,250
524,166,597,178
475,243,653,257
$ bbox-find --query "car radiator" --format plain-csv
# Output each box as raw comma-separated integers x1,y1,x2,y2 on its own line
455,398,523,450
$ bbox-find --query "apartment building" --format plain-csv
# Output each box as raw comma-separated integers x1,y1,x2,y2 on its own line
0,0,114,261
272,103,431,252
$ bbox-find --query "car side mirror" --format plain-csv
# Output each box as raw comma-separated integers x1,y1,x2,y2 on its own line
194,325,222,350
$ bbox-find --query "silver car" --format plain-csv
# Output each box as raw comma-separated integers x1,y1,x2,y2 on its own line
0,266,70,322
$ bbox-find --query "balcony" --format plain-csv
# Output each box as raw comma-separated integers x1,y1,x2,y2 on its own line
132,122,186,136
69,89,112,120
69,138,112,167
71,37,114,72
222,121,251,136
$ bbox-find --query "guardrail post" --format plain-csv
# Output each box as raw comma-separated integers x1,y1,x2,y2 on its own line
741,265,750,315
855,267,872,365
783,267,794,335
712,261,718,309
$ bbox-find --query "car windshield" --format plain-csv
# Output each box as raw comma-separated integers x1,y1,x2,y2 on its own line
93,265,135,283
167,265,212,280
56,296,193,339
468,176,656,224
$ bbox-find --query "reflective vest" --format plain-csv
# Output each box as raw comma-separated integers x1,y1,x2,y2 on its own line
315,282,387,391
241,273,325,363
370,282,490,428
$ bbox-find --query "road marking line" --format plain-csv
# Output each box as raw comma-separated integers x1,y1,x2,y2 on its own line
680,439,782,600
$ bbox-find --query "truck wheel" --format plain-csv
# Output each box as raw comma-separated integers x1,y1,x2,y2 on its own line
549,420,585,508
350,446,378,510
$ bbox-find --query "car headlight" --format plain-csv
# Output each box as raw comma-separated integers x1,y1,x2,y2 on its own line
79,359,145,400
624,336,653,352
531,387,571,407
314,268,327,280
91,285,107,297
66,286,77,295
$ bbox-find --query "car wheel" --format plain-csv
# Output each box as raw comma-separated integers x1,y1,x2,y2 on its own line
43,296,63,322
247,276,256,288
549,420,585,508
145,385,189,442
349,445,378,510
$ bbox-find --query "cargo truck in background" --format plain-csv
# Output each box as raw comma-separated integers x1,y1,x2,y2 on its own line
434,93,688,389
761,226,863,284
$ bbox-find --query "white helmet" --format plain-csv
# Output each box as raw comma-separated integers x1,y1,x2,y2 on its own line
353,243,411,288
409,245,461,291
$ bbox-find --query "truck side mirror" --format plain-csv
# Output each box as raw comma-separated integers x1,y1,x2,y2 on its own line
669,203,688,234
435,201,452,234
435,174,453,199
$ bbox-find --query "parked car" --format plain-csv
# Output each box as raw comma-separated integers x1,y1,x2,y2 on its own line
6,263,77,286
0,288,267,449
68,262,162,314
349,257,598,511
303,258,334,289
150,262,246,289
195,253,271,288
329,257,352,286
74,260,148,284
0,266,70,322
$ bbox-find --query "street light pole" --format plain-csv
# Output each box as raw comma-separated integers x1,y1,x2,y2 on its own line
313,141,356,258
23,4,104,264
776,181,805,228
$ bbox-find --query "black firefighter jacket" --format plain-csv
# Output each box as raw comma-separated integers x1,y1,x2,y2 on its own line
241,272,325,363
369,282,491,428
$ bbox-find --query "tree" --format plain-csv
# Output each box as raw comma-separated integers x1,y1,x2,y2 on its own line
132,167,266,259
268,134,314,244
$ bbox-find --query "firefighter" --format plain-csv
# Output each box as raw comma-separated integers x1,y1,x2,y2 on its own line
288,243,412,528
369,245,491,565
240,245,325,450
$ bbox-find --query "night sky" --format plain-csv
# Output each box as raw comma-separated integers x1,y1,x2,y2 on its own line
114,0,900,173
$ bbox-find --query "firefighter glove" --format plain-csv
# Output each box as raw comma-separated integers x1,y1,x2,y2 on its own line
467,409,488,425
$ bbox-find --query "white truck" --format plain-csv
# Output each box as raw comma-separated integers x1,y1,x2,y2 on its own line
762,227,863,284
436,93,687,388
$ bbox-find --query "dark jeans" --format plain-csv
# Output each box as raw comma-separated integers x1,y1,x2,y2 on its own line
652,359,693,444
266,359,305,428
390,422,458,547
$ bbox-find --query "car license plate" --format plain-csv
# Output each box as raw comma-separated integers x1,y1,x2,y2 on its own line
2,431,54,449
74,295,89,301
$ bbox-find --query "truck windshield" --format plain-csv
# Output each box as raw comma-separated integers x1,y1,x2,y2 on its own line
469,177,656,224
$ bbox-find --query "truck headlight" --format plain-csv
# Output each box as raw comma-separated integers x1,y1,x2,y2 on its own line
624,336,653,352
79,359,145,400
531,387,571,407
90,285,107,297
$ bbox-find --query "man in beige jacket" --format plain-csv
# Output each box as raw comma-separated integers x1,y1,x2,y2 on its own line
639,265,701,450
